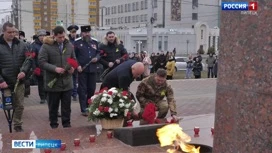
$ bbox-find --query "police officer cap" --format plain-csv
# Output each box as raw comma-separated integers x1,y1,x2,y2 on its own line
19,31,25,37
80,25,91,32
67,25,79,32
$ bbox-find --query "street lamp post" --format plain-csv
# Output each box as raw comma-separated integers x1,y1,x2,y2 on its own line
186,40,189,55
100,7,106,27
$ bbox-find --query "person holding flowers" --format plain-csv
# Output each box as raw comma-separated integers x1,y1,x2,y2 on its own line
38,26,77,129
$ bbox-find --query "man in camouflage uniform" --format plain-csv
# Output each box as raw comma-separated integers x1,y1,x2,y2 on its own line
136,68,178,120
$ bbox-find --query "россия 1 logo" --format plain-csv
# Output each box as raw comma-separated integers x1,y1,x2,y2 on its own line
222,2,258,11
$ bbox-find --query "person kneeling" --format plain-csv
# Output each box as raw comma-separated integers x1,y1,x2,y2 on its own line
136,69,178,123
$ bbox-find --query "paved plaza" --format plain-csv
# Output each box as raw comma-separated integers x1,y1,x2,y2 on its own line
0,79,216,153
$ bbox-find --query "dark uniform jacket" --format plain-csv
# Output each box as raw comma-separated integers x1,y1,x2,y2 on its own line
74,37,100,73
136,75,177,115
31,39,43,75
98,37,128,69
0,34,32,88
38,36,76,92
101,59,136,91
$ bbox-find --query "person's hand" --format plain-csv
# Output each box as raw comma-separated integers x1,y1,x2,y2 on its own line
0,82,8,89
77,66,82,73
17,72,26,80
108,62,114,68
91,58,98,63
115,59,120,64
55,67,65,74
68,67,74,74
171,115,179,122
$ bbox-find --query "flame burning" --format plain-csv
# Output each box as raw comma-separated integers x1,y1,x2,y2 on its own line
156,124,200,153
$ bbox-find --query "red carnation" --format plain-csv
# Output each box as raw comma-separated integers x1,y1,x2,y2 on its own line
142,103,156,124
25,52,36,58
99,87,108,93
108,91,113,95
34,67,41,76
94,92,99,95
104,107,109,112
67,58,78,69
104,53,107,57
155,118,161,124
88,98,92,104
127,121,133,127
122,54,128,60
98,106,104,112
100,50,105,54
127,112,131,117
122,91,128,96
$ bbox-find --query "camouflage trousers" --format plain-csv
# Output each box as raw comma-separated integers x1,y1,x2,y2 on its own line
13,83,25,127
140,100,169,119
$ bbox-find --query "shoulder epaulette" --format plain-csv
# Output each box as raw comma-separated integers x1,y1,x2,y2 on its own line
91,37,98,42
75,37,82,41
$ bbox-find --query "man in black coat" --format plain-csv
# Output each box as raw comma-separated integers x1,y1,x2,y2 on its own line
75,25,100,116
98,31,128,78
100,60,144,91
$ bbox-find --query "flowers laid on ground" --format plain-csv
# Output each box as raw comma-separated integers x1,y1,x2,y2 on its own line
87,87,137,121
47,58,78,88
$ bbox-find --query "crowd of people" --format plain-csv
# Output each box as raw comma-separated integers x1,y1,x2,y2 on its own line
0,22,179,132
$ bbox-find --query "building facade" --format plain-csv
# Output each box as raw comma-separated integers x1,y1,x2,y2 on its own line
92,21,219,55
15,0,100,40
99,0,220,29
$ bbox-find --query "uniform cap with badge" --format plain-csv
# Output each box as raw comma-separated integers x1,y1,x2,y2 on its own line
67,25,79,33
19,31,25,37
80,25,91,32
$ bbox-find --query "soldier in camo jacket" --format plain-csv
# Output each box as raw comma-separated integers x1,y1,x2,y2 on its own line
136,68,178,120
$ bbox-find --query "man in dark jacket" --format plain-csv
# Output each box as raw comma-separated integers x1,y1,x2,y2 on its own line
31,29,47,103
100,60,144,91
67,25,80,101
98,31,128,77
74,25,100,116
38,26,76,129
0,22,32,132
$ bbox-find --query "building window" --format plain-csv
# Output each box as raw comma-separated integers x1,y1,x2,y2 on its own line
111,7,114,14
128,16,131,23
118,5,120,13
192,0,198,8
136,2,139,10
125,4,127,12
213,36,216,47
132,16,135,23
144,14,147,21
192,13,198,20
164,36,168,50
153,0,158,8
128,4,131,12
121,5,123,13
107,7,110,15
133,3,135,11
208,36,211,47
125,16,127,23
201,30,203,39
145,0,148,9
141,1,144,10
141,15,144,22
154,13,157,20
136,15,139,22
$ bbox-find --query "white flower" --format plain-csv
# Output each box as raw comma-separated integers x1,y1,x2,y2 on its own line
119,99,124,103
131,100,135,103
103,90,107,93
108,107,113,113
91,95,98,101
117,93,121,97
93,109,100,116
107,98,113,104
110,113,118,118
119,103,125,108
112,90,118,94
103,94,108,97
125,103,131,108
109,87,117,90
124,109,129,116
101,97,107,102
114,108,118,112
123,96,128,99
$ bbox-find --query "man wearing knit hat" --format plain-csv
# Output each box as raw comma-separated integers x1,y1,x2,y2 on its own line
31,29,47,104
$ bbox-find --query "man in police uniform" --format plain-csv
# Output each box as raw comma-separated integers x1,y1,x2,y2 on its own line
67,25,80,101
74,25,100,116
136,69,178,120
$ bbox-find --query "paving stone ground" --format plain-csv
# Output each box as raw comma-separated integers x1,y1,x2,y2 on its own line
0,78,216,153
